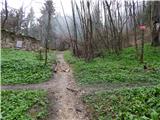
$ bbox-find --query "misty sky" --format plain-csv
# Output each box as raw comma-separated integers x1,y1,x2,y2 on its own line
1,0,73,17
1,0,145,18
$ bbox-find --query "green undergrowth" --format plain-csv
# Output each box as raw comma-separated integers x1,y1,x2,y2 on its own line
64,45,160,85
1,48,56,84
83,85,160,120
1,90,48,120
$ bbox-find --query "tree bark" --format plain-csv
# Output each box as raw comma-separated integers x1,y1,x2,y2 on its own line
151,1,160,46
2,0,8,29
140,1,145,63
132,1,138,57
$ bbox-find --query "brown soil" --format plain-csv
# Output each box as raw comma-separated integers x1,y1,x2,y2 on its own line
47,52,89,120
81,82,157,95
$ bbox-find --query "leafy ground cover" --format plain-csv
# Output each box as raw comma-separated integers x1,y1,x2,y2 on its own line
1,90,48,120
1,48,56,84
64,45,160,85
84,85,160,120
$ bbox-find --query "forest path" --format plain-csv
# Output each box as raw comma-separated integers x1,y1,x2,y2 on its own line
47,52,89,120
1,52,156,120
1,52,89,120
81,82,157,95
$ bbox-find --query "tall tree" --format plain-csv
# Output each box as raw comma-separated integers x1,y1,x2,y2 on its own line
140,1,145,63
23,7,35,36
132,1,138,58
15,6,25,33
43,0,55,65
124,1,129,46
71,0,79,57
152,1,160,46
1,0,8,29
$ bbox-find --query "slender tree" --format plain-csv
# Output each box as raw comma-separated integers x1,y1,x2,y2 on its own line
152,1,160,46
43,0,55,65
71,0,79,57
125,1,129,46
1,0,8,29
140,1,145,63
132,1,138,58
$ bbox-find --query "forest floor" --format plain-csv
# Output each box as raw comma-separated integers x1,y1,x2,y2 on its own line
2,52,89,120
63,45,160,119
2,51,159,120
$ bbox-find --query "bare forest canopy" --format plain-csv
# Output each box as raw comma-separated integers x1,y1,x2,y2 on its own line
1,0,160,62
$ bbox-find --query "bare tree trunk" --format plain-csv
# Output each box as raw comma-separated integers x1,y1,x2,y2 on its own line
103,2,110,50
117,2,123,51
81,1,88,59
44,0,54,65
132,1,138,58
2,0,8,29
105,1,119,54
60,0,73,51
45,11,51,65
71,0,79,57
151,1,160,46
125,1,129,47
140,1,145,63
149,2,153,42
140,30,144,63
87,1,94,60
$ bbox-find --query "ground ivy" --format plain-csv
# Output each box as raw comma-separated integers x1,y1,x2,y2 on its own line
1,49,55,84
1,90,48,120
84,86,160,120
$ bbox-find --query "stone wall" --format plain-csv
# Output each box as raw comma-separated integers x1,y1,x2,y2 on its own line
1,29,42,51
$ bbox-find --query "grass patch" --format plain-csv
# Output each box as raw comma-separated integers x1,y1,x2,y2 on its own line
64,45,160,85
1,90,48,120
1,48,56,84
83,86,160,120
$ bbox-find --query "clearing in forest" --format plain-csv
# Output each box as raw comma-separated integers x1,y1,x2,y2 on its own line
1,45,160,120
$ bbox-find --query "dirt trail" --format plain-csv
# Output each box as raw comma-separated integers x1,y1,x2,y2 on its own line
50,52,89,120
1,52,89,120
82,82,157,95
1,80,57,90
